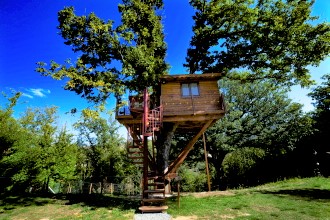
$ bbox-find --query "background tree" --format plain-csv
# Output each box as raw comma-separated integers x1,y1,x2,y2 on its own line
204,79,314,188
19,107,59,192
0,92,22,162
73,110,128,183
0,93,33,192
186,0,330,87
1,103,79,193
51,128,79,188
308,73,330,176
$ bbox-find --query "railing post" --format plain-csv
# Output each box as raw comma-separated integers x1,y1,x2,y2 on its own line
143,88,149,198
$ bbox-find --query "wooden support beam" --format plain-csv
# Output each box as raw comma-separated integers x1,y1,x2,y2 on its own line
203,133,211,192
164,119,214,176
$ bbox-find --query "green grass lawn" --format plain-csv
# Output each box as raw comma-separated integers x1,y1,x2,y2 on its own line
1,177,329,219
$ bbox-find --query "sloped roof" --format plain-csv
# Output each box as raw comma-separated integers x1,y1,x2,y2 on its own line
160,73,223,83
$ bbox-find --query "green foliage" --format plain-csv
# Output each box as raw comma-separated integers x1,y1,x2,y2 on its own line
177,163,208,192
0,97,79,193
37,0,168,104
74,110,127,182
186,0,330,87
308,73,330,176
222,147,266,187
0,93,136,193
205,79,314,188
0,92,24,161
208,79,313,151
51,129,78,183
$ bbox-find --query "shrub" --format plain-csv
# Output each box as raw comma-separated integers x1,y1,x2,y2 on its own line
222,147,266,188
177,163,207,192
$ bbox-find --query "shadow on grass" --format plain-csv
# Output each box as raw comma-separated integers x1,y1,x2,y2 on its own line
0,193,141,213
0,194,55,212
63,194,141,211
261,188,330,201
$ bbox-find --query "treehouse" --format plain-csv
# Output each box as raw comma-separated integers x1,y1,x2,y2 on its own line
160,72,225,132
115,73,225,213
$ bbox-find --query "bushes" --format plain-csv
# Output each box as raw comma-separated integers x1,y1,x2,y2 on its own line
177,163,209,192
222,147,266,188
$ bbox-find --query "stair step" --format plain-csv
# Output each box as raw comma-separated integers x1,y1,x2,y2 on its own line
127,145,143,149
143,132,153,137
148,176,164,180
128,152,144,156
142,198,165,203
139,205,168,213
128,149,143,152
148,171,158,175
148,182,165,186
144,189,165,193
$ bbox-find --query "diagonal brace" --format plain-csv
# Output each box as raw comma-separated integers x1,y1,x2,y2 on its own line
164,119,214,176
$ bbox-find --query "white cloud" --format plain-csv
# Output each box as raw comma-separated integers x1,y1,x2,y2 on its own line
26,88,51,98
21,93,34,99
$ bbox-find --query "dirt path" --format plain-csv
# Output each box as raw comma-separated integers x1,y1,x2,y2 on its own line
180,190,235,198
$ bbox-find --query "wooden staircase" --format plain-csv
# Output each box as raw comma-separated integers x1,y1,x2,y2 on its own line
127,140,144,167
127,131,168,213
126,89,167,213
140,172,168,213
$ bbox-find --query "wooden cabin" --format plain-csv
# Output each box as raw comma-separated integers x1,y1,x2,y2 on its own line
116,72,225,130
115,73,225,213
160,73,225,132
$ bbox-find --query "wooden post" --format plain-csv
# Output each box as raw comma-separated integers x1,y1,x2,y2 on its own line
177,181,180,209
67,182,71,194
89,183,93,194
203,133,211,192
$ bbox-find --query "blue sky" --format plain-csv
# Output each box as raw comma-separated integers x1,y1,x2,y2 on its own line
0,0,329,137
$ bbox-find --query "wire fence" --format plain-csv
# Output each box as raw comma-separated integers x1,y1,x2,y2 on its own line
1,176,143,196
54,179,141,195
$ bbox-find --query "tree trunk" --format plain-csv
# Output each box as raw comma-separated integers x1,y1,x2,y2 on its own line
209,152,226,190
156,122,178,174
43,176,50,194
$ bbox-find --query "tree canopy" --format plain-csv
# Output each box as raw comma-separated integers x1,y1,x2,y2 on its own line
185,0,330,87
204,78,314,186
37,0,168,104
308,73,330,175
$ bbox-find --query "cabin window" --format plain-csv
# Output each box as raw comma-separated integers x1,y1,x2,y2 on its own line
181,83,199,97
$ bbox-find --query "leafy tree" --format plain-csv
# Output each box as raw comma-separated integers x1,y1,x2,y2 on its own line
222,147,266,187
1,105,79,193
74,110,127,183
52,128,79,185
0,92,34,192
37,0,168,103
0,92,22,161
177,162,208,192
36,0,172,179
205,79,314,188
186,0,330,87
18,107,59,192
309,73,330,176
